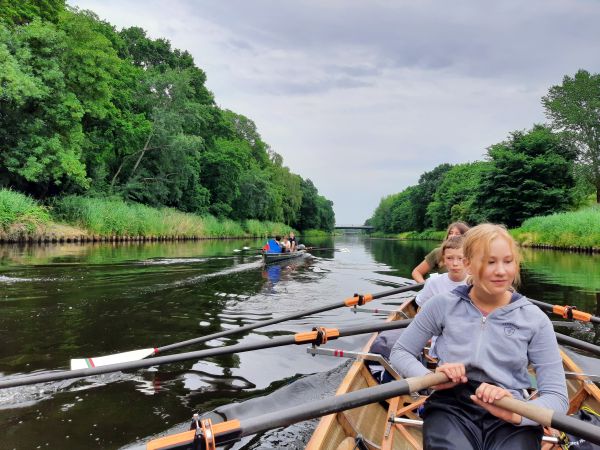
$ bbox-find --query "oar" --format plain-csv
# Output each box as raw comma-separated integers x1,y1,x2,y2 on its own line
305,246,349,252
70,282,423,370
147,370,600,450
0,319,414,389
147,372,449,450
495,396,600,446
529,297,600,325
556,332,600,357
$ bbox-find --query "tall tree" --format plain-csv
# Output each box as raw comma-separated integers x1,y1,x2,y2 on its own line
543,69,600,203
0,0,65,25
476,125,576,227
0,19,88,196
426,161,491,229
410,163,452,231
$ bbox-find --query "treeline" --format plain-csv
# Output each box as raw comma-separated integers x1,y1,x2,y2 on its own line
369,70,600,232
0,1,334,231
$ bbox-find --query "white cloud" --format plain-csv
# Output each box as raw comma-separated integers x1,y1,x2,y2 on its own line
70,0,600,223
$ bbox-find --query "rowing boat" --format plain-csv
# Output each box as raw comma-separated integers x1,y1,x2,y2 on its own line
306,300,600,450
262,249,308,264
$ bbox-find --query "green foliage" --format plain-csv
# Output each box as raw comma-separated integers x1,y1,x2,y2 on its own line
0,189,50,232
543,69,600,203
0,0,65,25
426,161,491,229
411,163,453,231
512,205,600,248
294,179,335,232
0,19,88,195
52,195,291,237
476,125,576,227
0,10,334,230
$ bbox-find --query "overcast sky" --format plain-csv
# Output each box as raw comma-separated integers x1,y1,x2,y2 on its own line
69,0,600,224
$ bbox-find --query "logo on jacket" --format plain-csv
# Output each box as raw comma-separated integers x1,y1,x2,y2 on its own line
503,323,517,336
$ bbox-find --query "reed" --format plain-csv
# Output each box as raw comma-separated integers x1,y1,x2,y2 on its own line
512,206,600,249
52,196,292,238
0,189,51,233
396,230,446,241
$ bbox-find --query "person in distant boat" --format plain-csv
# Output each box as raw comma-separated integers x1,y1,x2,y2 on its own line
288,232,297,252
281,236,291,253
263,236,283,253
391,224,567,450
411,221,470,283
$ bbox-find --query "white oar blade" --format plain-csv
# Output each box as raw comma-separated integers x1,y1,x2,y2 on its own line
70,348,156,371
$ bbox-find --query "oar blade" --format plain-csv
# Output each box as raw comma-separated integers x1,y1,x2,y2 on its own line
70,348,156,370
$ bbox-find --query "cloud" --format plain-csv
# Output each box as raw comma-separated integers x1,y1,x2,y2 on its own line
69,0,600,223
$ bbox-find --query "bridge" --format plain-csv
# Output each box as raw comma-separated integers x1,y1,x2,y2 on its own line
334,225,374,231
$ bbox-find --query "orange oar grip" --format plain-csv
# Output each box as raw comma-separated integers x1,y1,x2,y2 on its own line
294,328,340,344
571,310,592,322
147,430,195,450
146,420,241,450
344,293,374,307
552,304,591,322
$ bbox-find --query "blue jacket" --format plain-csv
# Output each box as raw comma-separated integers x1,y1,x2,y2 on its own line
266,239,282,253
390,285,568,426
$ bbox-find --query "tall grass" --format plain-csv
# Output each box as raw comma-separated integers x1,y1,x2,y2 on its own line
52,196,293,238
0,189,50,233
512,206,600,248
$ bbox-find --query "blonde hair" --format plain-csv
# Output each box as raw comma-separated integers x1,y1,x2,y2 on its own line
463,224,521,288
445,221,470,238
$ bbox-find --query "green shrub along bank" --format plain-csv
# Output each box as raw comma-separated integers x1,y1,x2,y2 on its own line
0,189,51,233
0,190,294,240
511,206,600,249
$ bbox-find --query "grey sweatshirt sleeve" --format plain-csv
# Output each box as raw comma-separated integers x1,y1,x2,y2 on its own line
518,313,568,426
389,296,444,377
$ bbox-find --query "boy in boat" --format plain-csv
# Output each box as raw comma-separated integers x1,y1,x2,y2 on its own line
390,224,567,450
263,236,283,253
412,221,470,282
416,236,467,307
368,236,467,381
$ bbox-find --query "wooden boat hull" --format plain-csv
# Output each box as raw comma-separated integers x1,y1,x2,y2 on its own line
306,301,600,450
262,250,307,265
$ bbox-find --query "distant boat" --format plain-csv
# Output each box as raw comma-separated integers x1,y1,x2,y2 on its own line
262,250,308,265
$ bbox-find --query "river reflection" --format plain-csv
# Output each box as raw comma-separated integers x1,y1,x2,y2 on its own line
0,236,598,449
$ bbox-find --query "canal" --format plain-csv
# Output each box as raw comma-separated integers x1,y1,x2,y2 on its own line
0,235,598,449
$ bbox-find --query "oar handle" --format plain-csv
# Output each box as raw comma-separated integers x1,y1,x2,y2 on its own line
147,372,448,449
495,397,600,446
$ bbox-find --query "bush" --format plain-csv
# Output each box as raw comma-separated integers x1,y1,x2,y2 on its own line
0,189,50,233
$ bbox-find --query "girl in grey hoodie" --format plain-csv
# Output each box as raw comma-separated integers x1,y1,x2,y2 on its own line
390,224,568,450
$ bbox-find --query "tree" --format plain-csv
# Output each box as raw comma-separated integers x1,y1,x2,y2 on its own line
0,0,65,25
543,69,600,203
476,125,576,227
410,163,453,231
0,19,88,196
426,161,491,229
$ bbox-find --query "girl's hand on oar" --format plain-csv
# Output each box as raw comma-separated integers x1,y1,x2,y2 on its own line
470,383,521,424
433,362,467,390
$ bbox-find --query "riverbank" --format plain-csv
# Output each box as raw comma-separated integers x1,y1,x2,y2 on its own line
371,206,600,252
0,190,294,243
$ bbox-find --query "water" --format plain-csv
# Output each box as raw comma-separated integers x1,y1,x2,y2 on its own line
0,236,598,449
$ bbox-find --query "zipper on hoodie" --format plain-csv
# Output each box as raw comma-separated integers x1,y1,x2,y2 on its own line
468,300,491,366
